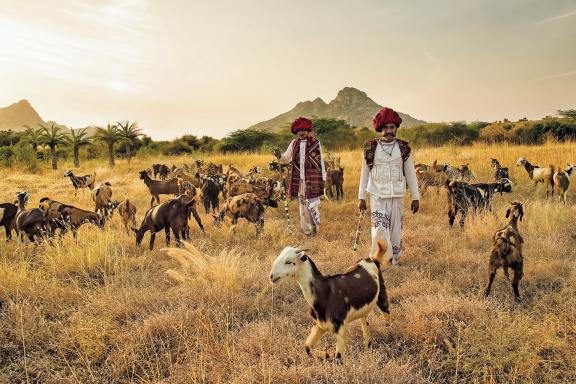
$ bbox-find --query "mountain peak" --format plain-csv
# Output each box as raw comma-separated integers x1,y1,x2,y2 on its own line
0,99,45,131
247,87,425,131
335,87,367,99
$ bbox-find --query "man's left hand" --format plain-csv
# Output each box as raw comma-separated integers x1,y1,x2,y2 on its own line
411,200,420,214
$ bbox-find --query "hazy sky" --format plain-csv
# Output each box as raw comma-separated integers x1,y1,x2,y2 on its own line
1,0,575,140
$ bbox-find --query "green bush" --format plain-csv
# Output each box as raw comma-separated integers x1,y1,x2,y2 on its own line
0,147,15,168
13,145,39,173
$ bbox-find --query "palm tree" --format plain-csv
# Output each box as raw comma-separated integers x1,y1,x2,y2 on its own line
95,124,120,167
22,125,42,153
39,123,67,170
65,128,91,168
117,120,142,163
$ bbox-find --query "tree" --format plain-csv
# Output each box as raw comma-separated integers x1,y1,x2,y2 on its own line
558,109,576,120
95,124,121,167
22,125,42,153
65,128,91,168
117,121,142,163
39,123,67,170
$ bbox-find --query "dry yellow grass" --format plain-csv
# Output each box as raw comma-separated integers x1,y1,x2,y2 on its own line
1,142,575,383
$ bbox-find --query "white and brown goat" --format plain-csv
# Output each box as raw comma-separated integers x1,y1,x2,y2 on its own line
64,170,96,197
516,157,554,197
552,164,575,203
270,240,389,363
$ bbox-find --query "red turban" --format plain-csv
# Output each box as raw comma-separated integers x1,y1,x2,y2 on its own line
291,117,313,134
373,107,402,132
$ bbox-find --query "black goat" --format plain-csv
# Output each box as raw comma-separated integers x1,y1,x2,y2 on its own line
0,202,18,240
64,170,96,196
491,158,510,181
132,195,204,250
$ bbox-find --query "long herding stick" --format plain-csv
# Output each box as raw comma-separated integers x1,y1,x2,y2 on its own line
283,197,291,227
352,210,364,251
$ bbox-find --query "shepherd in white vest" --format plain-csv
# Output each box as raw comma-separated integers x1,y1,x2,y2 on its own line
358,107,420,265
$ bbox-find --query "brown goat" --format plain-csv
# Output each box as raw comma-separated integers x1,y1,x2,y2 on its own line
92,182,116,218
139,170,180,207
40,197,105,238
325,167,344,200
214,193,266,238
118,199,137,234
484,202,524,301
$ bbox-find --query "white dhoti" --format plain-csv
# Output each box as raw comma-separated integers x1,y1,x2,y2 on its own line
298,180,320,235
369,195,403,264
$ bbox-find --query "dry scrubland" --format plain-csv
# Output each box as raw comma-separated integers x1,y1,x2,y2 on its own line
1,142,576,383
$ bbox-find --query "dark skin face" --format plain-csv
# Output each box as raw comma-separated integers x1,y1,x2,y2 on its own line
358,123,419,215
297,129,310,139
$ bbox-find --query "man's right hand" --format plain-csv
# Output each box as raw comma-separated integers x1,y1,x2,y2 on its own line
358,199,367,212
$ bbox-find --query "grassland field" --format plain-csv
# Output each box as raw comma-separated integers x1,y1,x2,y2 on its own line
0,142,575,383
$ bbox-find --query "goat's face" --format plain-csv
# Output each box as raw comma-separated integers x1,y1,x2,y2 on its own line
139,170,148,180
516,157,527,167
16,192,29,208
566,164,575,177
131,226,145,246
499,179,513,193
64,170,73,177
270,247,308,284
505,201,524,221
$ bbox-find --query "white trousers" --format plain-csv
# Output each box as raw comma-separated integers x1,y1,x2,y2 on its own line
299,181,321,235
369,195,403,264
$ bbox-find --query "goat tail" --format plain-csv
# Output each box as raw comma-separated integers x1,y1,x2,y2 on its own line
371,240,389,265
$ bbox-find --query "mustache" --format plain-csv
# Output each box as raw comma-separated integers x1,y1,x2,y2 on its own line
384,133,396,136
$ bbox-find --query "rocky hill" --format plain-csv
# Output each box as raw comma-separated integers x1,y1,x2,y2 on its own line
0,100,45,131
247,87,425,131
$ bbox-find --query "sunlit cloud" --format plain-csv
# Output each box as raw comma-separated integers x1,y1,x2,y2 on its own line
535,9,576,24
538,70,576,81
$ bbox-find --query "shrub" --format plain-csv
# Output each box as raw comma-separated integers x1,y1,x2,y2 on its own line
13,145,39,173
0,147,14,168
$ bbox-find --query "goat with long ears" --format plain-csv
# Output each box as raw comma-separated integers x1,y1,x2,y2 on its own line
270,240,389,363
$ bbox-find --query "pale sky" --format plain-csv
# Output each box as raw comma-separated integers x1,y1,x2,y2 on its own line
1,0,575,140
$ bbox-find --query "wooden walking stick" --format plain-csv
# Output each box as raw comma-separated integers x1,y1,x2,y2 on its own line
283,196,291,227
352,210,364,251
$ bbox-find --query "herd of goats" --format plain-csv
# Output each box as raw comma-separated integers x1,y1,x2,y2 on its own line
0,152,575,361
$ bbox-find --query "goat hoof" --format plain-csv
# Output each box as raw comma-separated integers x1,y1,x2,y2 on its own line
335,353,343,365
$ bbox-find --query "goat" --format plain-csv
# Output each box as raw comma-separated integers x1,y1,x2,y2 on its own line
484,202,525,301
552,164,575,203
118,199,137,234
139,170,180,207
269,240,389,363
39,197,105,238
516,158,554,197
159,164,170,180
213,193,266,239
416,169,449,195
92,182,117,218
15,192,48,242
446,179,512,228
325,167,344,200
0,202,18,240
201,174,221,214
64,170,96,197
491,158,510,181
132,195,204,250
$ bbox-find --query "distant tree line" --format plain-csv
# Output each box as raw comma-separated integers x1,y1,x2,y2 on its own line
1,110,575,170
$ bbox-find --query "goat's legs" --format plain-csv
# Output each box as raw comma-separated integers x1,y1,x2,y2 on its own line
255,219,264,239
484,269,497,297
149,233,156,250
334,324,348,363
304,324,326,358
164,226,170,246
511,269,522,302
359,318,372,348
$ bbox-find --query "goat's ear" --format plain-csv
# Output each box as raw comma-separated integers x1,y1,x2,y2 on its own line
130,226,138,233
299,254,308,262
505,209,511,218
